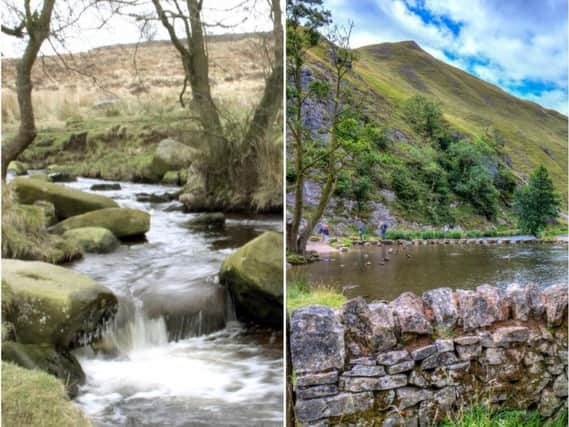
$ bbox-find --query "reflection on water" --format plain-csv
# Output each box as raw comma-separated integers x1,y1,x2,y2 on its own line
54,177,283,426
292,243,568,301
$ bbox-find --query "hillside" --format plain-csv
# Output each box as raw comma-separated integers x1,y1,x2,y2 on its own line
2,33,283,211
354,41,567,192
295,40,567,231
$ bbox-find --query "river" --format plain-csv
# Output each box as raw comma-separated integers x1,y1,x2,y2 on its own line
56,177,283,426
291,241,568,301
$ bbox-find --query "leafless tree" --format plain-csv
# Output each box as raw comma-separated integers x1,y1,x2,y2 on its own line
1,0,125,179
137,0,283,208
1,0,56,179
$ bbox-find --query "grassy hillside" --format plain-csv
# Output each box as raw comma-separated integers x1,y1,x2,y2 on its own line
354,41,567,195
300,40,567,229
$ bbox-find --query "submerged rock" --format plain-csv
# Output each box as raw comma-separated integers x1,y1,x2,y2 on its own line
10,177,118,220
2,259,118,349
90,183,121,191
48,172,77,183
220,231,283,327
63,227,120,253
52,208,150,238
135,192,178,203
186,212,226,230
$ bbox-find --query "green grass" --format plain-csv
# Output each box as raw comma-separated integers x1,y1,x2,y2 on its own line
2,188,82,264
2,362,91,427
382,228,521,240
287,279,346,313
442,405,567,427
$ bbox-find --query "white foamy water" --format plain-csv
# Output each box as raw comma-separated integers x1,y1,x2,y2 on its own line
76,323,283,426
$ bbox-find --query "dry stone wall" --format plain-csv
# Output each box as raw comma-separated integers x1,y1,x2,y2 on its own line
290,283,568,426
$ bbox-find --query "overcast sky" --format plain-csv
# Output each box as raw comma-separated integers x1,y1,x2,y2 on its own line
327,0,568,114
1,0,274,58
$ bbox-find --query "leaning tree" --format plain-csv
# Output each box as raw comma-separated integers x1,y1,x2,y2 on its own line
1,0,56,179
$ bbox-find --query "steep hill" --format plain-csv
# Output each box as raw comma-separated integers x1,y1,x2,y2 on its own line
297,40,567,231
353,41,567,193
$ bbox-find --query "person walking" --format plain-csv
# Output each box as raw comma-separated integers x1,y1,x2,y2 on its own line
380,223,388,240
322,223,330,241
359,223,365,241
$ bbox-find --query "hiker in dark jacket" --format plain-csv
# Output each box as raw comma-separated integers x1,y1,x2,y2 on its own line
380,223,388,240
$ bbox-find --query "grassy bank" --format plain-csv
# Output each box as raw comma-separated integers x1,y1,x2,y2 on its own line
2,188,82,264
324,224,568,243
287,279,346,313
2,362,91,427
442,405,567,427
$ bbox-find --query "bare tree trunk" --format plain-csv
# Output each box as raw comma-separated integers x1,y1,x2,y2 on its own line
290,59,343,255
1,0,56,180
288,58,305,254
241,0,283,198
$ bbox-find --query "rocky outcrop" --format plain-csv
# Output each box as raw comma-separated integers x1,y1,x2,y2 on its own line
51,208,150,238
63,227,120,253
219,231,283,327
10,178,118,220
2,260,118,397
290,283,568,425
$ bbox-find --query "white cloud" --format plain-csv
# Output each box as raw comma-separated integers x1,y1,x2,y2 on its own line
328,0,568,113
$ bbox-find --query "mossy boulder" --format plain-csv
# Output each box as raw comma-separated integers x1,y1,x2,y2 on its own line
220,231,283,327
2,362,91,426
7,161,28,176
150,138,196,180
2,342,85,397
10,177,118,220
2,259,118,349
63,227,120,253
161,170,180,185
186,212,226,230
52,208,150,238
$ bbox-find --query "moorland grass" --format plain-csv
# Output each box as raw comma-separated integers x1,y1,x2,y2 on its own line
2,362,91,427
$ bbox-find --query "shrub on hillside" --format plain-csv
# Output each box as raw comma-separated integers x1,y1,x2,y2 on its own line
514,165,560,236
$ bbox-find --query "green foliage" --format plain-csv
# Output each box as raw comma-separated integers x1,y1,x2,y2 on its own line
392,168,420,204
402,95,444,141
514,165,561,236
442,405,567,427
446,138,499,219
287,278,346,313
495,163,518,204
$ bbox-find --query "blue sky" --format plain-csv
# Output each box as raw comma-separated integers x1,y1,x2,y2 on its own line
327,0,568,114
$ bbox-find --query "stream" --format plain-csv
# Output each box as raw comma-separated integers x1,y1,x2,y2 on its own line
57,177,283,426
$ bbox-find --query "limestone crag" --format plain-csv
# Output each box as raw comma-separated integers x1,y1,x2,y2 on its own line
290,283,568,425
